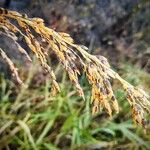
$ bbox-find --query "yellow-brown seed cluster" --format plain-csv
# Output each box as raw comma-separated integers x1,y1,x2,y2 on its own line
0,8,149,127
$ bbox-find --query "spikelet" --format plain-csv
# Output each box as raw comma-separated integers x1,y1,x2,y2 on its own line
0,48,23,85
0,8,149,127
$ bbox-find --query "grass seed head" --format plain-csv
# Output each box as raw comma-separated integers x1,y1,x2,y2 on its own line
0,8,149,127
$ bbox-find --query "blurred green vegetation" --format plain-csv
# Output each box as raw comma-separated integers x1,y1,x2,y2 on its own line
0,1,150,149
0,62,150,150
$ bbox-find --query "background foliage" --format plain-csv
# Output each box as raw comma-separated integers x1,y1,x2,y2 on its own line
0,0,150,149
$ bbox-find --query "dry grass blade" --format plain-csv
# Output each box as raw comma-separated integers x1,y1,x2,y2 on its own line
0,8,149,127
17,120,36,150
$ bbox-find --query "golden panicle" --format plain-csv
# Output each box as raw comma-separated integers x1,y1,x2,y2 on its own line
0,8,149,127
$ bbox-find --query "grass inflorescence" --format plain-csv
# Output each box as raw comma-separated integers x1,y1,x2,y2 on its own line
0,8,150,128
